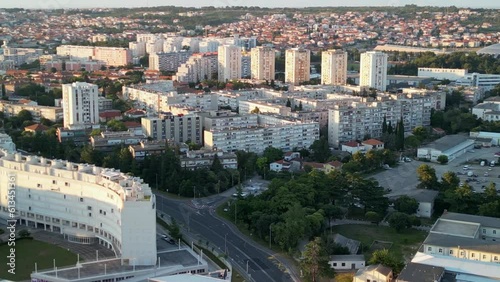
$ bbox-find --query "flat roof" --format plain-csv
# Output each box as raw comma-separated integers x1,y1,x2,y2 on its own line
423,233,500,254
397,262,445,282
420,135,471,153
150,274,223,282
440,212,500,229
330,254,365,261
431,219,479,238
407,189,439,203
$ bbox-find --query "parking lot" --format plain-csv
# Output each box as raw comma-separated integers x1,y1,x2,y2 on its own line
371,146,500,196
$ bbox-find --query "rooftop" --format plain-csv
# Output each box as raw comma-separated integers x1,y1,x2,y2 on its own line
423,232,500,254
330,254,365,261
420,134,471,153
440,212,500,229
397,262,445,282
431,219,480,238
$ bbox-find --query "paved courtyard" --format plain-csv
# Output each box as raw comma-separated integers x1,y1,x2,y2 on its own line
371,146,500,196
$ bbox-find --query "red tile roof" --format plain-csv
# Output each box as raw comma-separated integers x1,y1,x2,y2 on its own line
362,139,384,146
344,141,360,147
24,123,49,132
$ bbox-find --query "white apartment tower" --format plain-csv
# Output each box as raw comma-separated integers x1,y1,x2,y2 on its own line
251,46,276,81
321,50,348,85
285,48,311,85
360,51,388,91
218,45,242,82
62,82,99,128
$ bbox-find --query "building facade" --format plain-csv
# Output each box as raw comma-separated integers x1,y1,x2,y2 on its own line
62,82,100,128
0,150,157,265
417,67,468,81
250,46,276,81
218,45,242,82
180,149,238,170
360,51,388,91
56,45,132,67
141,114,202,144
174,52,218,83
149,51,192,72
285,48,311,85
321,50,348,85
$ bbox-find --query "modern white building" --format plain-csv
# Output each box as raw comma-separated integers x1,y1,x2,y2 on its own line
0,133,15,152
0,101,63,122
0,150,157,265
321,50,348,85
417,135,475,163
62,82,100,128
285,48,310,85
412,212,500,280
218,45,242,82
328,255,365,270
239,100,291,116
417,67,468,81
360,51,388,91
129,41,146,58
56,45,132,67
251,46,276,81
456,73,500,91
141,114,202,144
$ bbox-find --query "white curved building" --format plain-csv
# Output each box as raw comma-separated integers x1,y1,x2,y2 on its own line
0,150,156,266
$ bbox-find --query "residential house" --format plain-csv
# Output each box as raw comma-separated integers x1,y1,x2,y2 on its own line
269,160,291,172
329,254,365,270
353,264,393,282
284,151,301,161
412,190,439,218
324,161,343,173
24,123,49,134
362,139,384,150
99,110,122,123
342,141,365,154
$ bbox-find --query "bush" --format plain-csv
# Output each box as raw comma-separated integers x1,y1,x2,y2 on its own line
18,229,31,238
437,155,449,164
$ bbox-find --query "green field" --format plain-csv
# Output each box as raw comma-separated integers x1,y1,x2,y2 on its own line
0,238,77,281
331,224,426,261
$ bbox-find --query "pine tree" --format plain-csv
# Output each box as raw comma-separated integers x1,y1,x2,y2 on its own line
398,116,405,150
387,121,393,135
382,115,387,134
286,98,291,107
299,101,303,111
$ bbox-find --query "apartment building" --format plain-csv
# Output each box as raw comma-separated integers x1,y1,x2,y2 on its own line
412,212,500,280
174,52,218,83
90,131,143,152
180,149,238,170
62,82,99,128
328,94,436,146
129,41,146,58
149,51,192,72
285,48,311,85
0,101,63,122
241,54,251,78
321,50,348,85
204,113,319,154
141,114,202,144
56,45,132,67
360,51,388,91
218,45,242,82
1,46,43,66
239,100,292,116
128,140,166,160
251,46,275,81
0,151,156,265
203,113,258,131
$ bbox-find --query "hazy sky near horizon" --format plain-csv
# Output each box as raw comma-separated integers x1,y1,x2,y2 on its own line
0,0,498,9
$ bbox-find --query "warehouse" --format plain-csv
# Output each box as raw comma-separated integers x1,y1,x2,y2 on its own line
417,135,474,163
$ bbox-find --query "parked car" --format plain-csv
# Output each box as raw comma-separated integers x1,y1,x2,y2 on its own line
162,237,175,244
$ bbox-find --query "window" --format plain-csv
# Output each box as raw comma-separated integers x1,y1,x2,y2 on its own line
333,263,337,266
449,250,453,255
428,247,432,251
495,256,498,261
439,248,443,253
37,184,42,188
65,182,70,187
483,229,486,234
341,263,345,267
52,180,56,184
494,230,497,235
89,213,92,217
483,255,487,259
87,206,92,211
472,253,475,258
80,198,84,202
64,195,66,199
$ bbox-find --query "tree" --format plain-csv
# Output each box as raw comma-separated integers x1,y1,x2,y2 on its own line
1,83,5,97
417,164,438,189
106,120,127,131
256,157,269,179
437,155,449,164
300,237,334,282
211,154,224,173
263,146,284,162
369,249,404,274
405,135,421,148
309,137,331,163
322,204,344,226
394,196,419,214
286,98,291,107
388,212,412,232
395,117,405,150
387,121,393,134
17,110,33,123
412,126,428,141
382,116,387,134
298,101,303,111
168,218,182,241
441,171,460,191
484,182,498,199
251,107,260,114
365,211,382,223
18,229,31,238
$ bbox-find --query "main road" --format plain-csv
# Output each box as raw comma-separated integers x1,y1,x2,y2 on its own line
155,191,297,282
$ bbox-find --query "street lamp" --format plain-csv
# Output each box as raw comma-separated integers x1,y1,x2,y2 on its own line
224,234,227,254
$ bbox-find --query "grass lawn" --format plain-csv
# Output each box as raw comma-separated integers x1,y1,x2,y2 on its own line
331,224,426,262
0,238,77,281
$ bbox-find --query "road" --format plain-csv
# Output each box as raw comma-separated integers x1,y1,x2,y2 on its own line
155,192,295,282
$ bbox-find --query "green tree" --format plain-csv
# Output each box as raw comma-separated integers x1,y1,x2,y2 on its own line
417,164,439,189
387,121,393,134
412,126,428,141
106,120,127,131
393,196,419,214
365,211,382,223
17,110,33,123
210,154,224,173
263,146,284,162
1,83,6,97
286,98,291,107
437,155,449,164
441,171,460,191
168,218,182,241
18,229,31,238
309,137,331,163
484,182,498,199
382,115,387,134
369,249,404,274
388,212,412,232
300,237,334,282
405,135,421,148
256,157,269,179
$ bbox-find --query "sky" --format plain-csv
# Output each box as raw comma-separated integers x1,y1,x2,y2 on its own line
0,0,498,9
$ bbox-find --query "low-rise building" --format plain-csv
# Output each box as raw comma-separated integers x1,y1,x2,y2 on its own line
180,149,237,170
342,141,365,154
353,264,393,282
0,101,63,122
362,139,385,150
329,254,365,271
396,263,445,282
0,133,16,152
417,135,474,163
128,140,166,160
90,131,143,152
